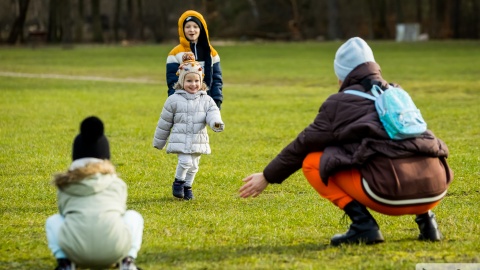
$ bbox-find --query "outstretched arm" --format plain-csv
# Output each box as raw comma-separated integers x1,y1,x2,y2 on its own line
239,173,269,198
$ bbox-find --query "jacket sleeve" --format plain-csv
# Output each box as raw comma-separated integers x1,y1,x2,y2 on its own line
208,61,223,106
153,100,174,149
166,62,180,96
206,98,224,132
57,190,65,215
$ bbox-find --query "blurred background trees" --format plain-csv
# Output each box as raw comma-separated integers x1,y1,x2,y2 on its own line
1,0,479,45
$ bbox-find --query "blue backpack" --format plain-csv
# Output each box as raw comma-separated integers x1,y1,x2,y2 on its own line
345,85,427,140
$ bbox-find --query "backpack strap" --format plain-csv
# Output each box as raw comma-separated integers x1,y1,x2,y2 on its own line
370,85,384,97
344,90,376,101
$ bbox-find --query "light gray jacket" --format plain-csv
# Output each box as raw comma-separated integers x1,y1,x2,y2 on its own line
153,90,224,154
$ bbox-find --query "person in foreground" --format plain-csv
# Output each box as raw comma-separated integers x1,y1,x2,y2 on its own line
239,37,453,246
46,116,144,270
166,9,223,109
154,52,224,200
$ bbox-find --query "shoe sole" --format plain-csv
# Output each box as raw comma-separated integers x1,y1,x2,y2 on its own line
331,230,385,246
418,233,442,241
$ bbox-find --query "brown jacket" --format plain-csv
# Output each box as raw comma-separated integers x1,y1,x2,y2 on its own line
263,62,453,200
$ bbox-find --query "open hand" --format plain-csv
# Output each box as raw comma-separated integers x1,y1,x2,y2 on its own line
239,173,269,198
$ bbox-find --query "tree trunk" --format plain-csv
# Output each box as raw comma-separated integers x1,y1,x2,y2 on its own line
451,0,460,38
47,0,61,42
438,0,451,38
416,0,423,26
114,0,122,42
136,0,144,40
395,0,404,23
125,0,144,41
126,0,134,40
377,0,388,39
247,0,259,21
91,0,104,43
472,0,480,38
74,0,85,43
327,0,340,40
288,0,302,40
61,0,74,47
7,0,30,44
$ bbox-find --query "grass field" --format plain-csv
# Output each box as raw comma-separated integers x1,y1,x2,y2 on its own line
0,40,479,270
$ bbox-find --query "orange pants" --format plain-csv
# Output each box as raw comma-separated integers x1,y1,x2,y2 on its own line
302,152,440,215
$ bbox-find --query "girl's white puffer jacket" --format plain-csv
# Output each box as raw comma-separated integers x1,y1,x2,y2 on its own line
153,90,224,154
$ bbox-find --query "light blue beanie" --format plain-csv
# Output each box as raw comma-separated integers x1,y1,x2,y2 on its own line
334,37,375,81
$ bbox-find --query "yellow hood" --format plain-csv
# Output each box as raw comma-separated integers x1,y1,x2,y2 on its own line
177,10,215,53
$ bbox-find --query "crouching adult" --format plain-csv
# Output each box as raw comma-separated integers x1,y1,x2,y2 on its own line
239,37,453,245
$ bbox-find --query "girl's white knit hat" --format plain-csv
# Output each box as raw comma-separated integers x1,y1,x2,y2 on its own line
334,37,376,81
176,52,204,87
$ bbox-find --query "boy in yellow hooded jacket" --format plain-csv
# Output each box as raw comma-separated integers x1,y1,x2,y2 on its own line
166,10,223,109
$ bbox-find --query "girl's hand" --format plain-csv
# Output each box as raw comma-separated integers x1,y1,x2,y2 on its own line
239,173,269,198
212,122,224,132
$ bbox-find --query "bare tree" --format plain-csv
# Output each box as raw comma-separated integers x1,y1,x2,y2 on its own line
5,0,480,44
471,0,480,38
47,0,61,42
91,0,104,42
247,0,259,21
7,0,30,44
288,0,302,40
395,0,404,23
126,0,144,41
327,0,340,40
61,0,74,46
114,0,122,42
367,0,389,39
74,0,85,43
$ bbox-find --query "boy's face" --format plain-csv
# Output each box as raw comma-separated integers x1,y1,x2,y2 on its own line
183,73,201,94
184,21,200,43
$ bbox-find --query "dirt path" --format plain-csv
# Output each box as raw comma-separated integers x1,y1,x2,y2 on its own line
0,71,161,84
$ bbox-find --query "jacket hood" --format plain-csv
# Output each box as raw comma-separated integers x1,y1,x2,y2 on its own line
53,158,116,196
178,10,216,54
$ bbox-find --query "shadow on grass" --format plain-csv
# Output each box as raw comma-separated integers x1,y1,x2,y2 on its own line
141,242,330,264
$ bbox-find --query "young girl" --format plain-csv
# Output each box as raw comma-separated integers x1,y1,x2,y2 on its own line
154,52,224,200
166,10,223,109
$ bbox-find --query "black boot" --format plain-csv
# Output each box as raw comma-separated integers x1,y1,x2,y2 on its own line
415,210,442,241
172,179,185,199
330,200,384,246
54,258,73,270
183,186,194,200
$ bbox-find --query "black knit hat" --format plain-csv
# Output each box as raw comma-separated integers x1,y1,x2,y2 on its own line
183,16,203,30
72,116,110,161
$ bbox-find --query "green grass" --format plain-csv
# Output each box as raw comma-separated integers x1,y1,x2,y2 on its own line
0,41,479,270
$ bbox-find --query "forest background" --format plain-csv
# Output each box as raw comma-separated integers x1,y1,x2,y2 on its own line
2,0,480,46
